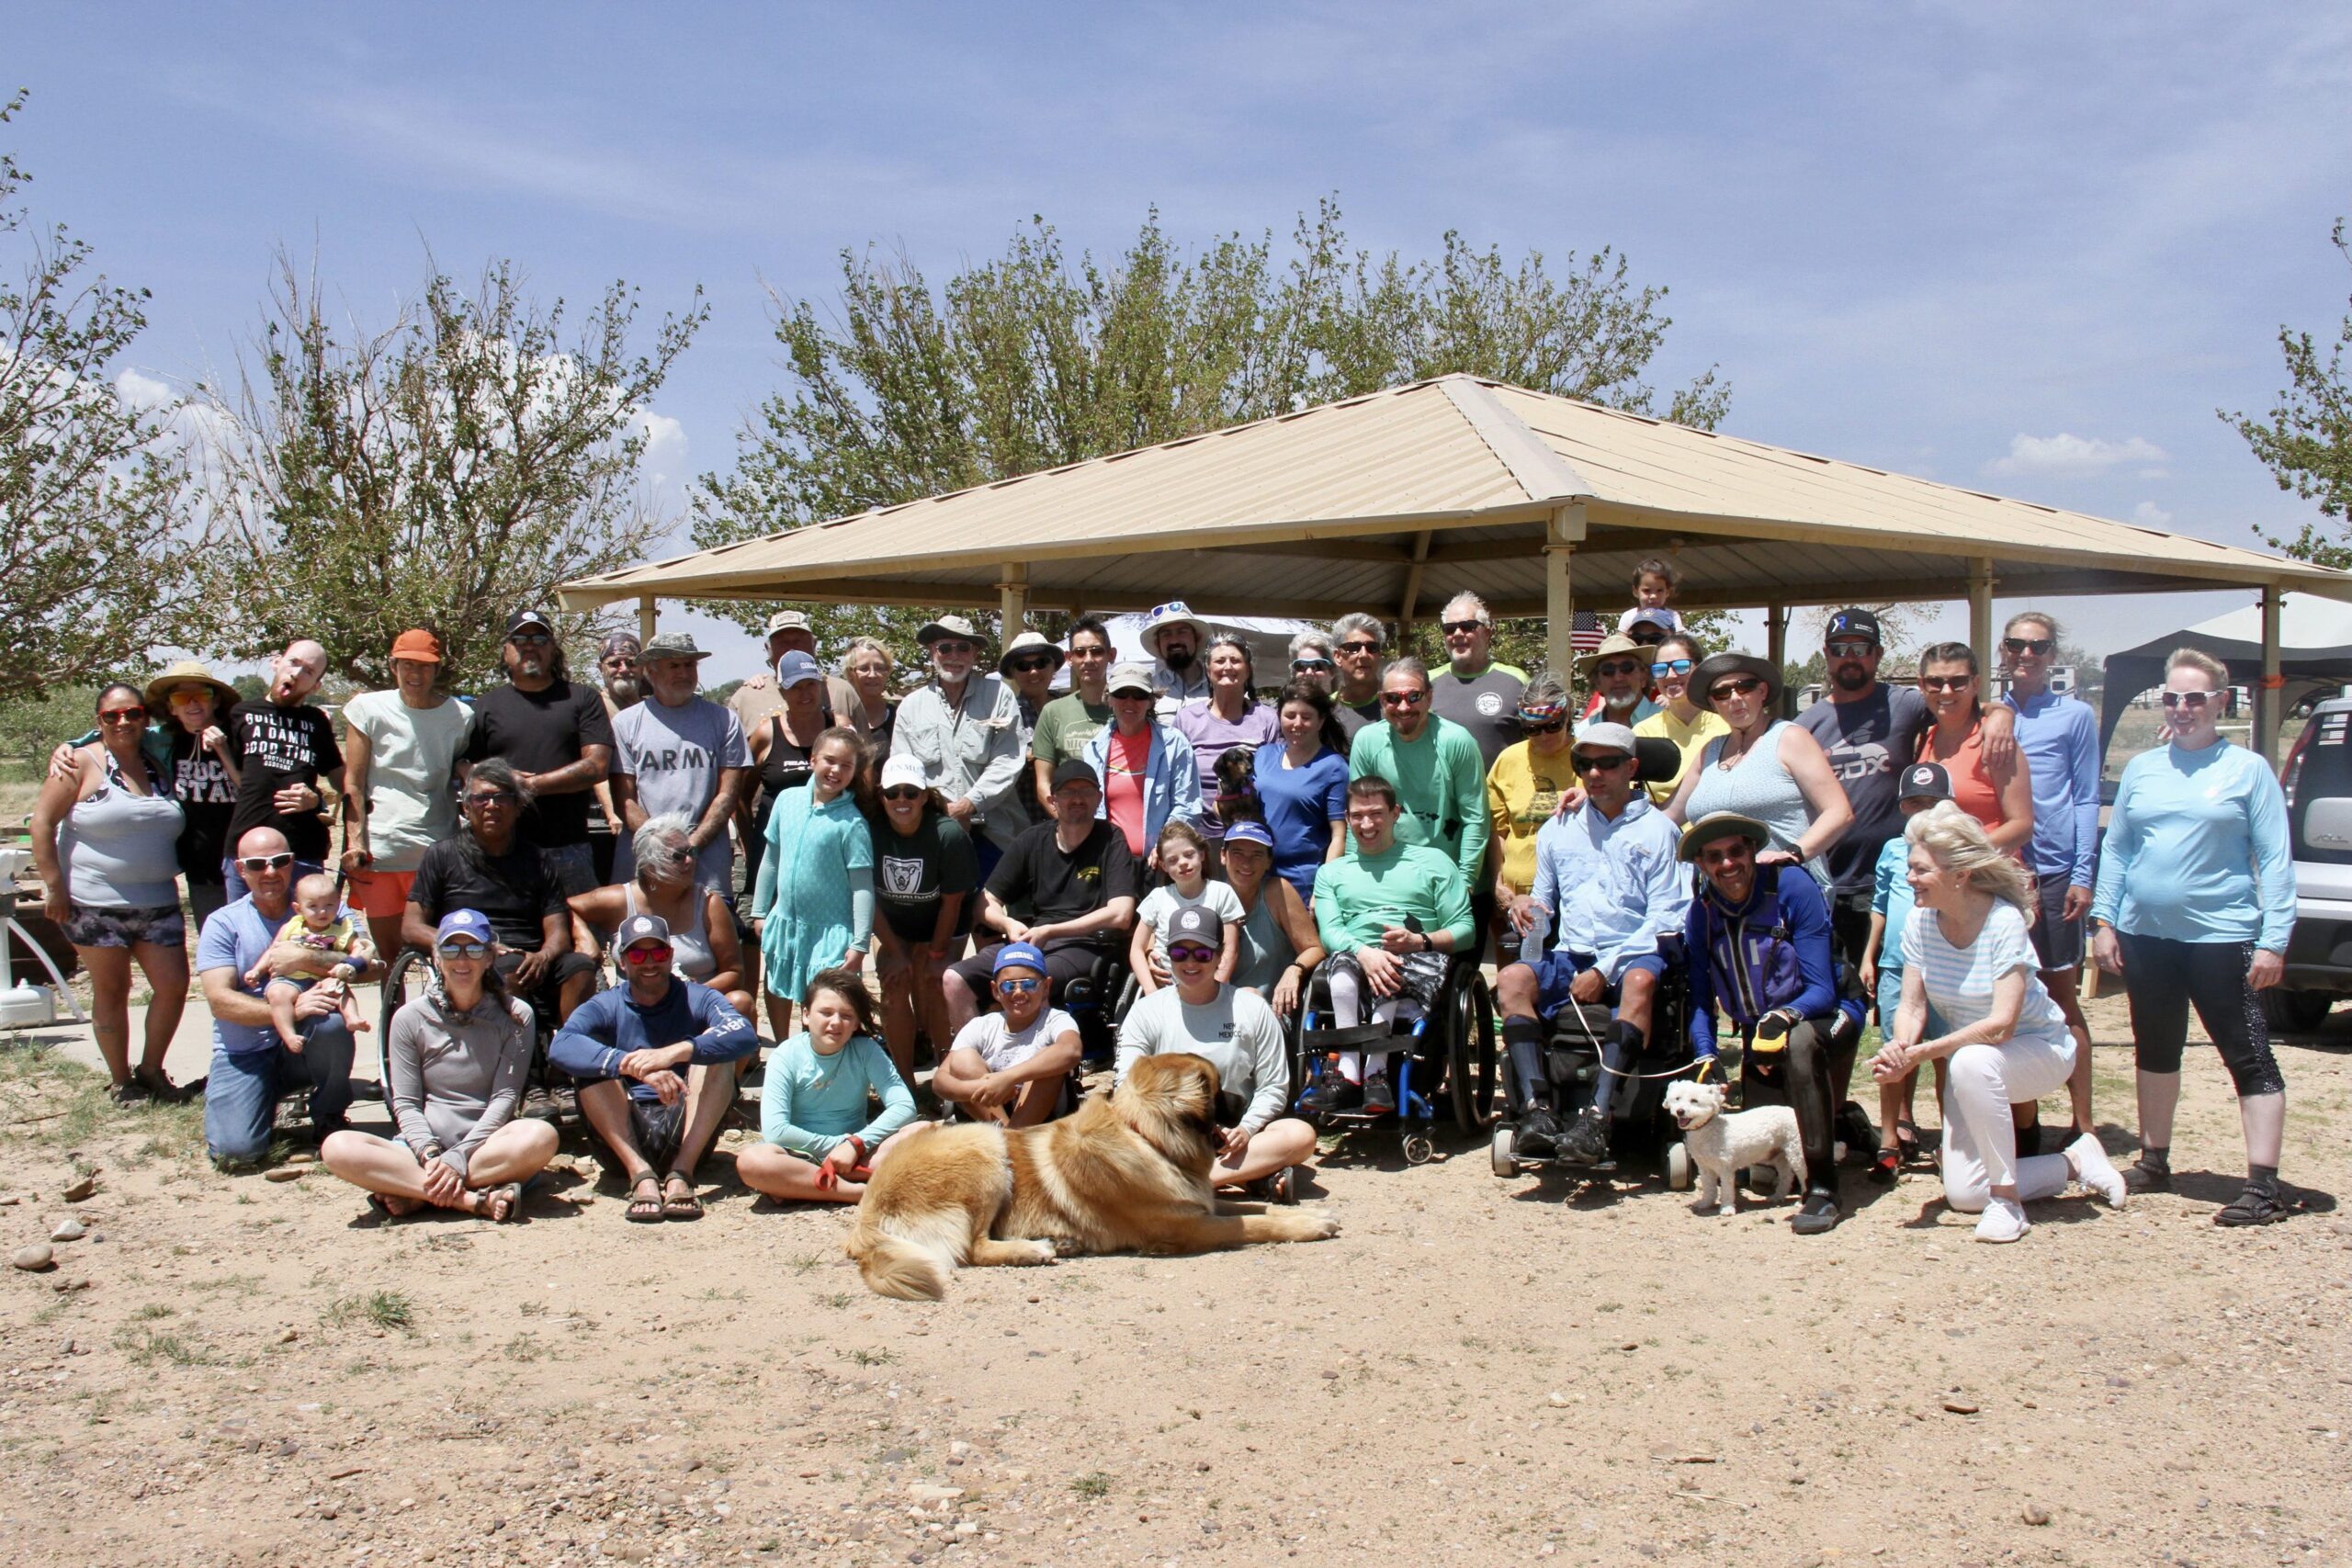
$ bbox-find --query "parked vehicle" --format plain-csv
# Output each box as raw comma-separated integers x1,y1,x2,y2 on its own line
2270,696,2352,1031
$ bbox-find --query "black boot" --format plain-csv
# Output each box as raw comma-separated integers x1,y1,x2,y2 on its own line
1514,1105,1563,1158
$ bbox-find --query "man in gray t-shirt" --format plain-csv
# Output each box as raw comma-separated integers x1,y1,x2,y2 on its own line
611,634,752,894
1429,593,1526,771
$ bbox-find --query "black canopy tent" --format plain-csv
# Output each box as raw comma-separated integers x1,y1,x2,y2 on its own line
2099,593,2352,759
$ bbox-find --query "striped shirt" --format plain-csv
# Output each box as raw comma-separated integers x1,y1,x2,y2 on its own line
1899,899,2069,1048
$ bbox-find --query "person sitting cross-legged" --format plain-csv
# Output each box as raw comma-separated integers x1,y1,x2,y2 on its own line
319,909,559,1221
1493,721,1690,1163
933,942,1083,1126
1115,905,1318,1199
736,968,926,1203
548,912,759,1222
1296,776,1475,1116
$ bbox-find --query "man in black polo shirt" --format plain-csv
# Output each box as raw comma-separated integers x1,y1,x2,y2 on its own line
943,761,1141,1032
403,761,599,1032
463,607,614,897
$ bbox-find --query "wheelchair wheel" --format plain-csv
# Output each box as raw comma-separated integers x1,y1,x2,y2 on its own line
1665,1142,1692,1191
373,947,435,1102
1445,975,1500,1134
1489,1122,1518,1178
1401,1131,1436,1166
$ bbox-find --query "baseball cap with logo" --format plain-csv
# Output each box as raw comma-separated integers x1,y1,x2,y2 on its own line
615,912,672,952
505,608,556,637
991,941,1048,976
1165,904,1219,948
775,649,823,688
879,754,927,793
1107,663,1157,697
1898,761,1953,804
1825,607,1883,648
765,610,813,636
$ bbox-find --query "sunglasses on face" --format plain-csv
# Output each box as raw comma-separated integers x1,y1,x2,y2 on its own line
1380,690,1428,707
237,852,297,873
508,631,552,646
881,786,925,802
995,976,1042,995
1166,944,1217,965
1338,640,1380,656
435,940,488,960
98,705,148,724
1292,658,1334,673
1571,752,1633,773
621,944,673,966
1110,689,1152,702
1007,658,1056,674
467,790,519,807
1920,674,1974,692
2161,690,2215,709
1650,659,1694,678
167,687,211,705
2003,637,2054,657
1519,717,1566,735
1826,641,1875,660
933,640,977,657
1069,645,1109,660
1593,660,1640,680
1710,676,1764,701
1441,620,1484,637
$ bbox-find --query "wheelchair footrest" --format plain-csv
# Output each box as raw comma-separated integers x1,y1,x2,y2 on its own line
1300,1022,1406,1052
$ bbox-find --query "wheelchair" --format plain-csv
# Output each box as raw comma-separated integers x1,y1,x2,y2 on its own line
1290,950,1498,1165
1056,945,1136,1069
1488,934,1701,1189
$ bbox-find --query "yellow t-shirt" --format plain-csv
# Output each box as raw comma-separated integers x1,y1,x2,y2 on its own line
1634,705,1730,806
1485,740,1578,895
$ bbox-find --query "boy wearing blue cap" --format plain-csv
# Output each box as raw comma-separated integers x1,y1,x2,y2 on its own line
933,942,1083,1125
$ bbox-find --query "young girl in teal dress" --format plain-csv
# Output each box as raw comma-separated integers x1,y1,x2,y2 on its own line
750,728,875,1040
734,968,922,1203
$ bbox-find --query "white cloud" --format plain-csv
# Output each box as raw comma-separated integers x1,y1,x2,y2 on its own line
633,411,688,493
1986,432,2168,479
2132,500,2175,527
115,367,173,411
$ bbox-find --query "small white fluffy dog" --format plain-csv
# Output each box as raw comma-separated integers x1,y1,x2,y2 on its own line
1664,1078,1806,1217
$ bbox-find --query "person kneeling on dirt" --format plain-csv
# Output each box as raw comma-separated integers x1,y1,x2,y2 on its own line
1494,722,1689,1163
1116,906,1317,1200
1681,812,1852,1235
933,942,1083,1126
548,913,758,1222
1296,777,1475,1117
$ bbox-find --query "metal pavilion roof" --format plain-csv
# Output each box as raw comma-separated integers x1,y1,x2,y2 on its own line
559,375,2352,619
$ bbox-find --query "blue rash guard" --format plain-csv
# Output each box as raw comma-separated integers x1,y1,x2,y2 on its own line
548,978,759,1103
1684,862,1838,1061
2091,739,2294,952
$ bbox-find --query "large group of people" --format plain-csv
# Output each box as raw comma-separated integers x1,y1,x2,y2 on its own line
34,574,2302,1243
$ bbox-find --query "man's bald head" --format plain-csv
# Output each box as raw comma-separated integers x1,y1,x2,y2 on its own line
272,641,327,704
232,826,297,904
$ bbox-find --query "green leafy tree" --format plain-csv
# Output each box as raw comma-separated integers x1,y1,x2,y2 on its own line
2227,218,2352,568
195,252,705,689
0,90,198,694
695,198,1725,659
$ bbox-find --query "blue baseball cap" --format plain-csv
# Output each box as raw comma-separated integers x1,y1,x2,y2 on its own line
775,649,824,689
991,941,1047,977
1221,819,1275,852
615,912,672,952
434,908,494,947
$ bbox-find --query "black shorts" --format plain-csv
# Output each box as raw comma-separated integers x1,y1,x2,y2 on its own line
62,902,186,951
882,900,976,948
2029,875,2084,972
628,1093,687,1169
492,950,599,1027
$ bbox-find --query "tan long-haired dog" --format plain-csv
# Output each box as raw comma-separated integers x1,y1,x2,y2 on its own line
847,1053,1339,1300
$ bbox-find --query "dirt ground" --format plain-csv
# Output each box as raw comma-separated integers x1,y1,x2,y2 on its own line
0,987,2345,1568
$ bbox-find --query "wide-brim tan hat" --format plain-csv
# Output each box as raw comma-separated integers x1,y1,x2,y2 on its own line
144,660,243,716
999,631,1066,671
1689,652,1783,714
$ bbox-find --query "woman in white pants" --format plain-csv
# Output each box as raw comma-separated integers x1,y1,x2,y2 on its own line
1868,804,2128,1242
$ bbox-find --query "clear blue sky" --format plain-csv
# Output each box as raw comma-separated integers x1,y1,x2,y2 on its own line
16,4,2352,673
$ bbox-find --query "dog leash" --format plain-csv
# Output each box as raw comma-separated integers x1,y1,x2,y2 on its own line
1557,1002,1708,1082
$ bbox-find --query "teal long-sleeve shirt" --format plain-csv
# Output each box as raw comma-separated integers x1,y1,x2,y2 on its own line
1312,840,1475,956
2091,739,2295,952
759,1031,915,1158
1346,716,1489,886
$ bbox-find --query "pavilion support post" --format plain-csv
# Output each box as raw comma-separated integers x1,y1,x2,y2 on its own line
1397,532,1435,646
1766,602,1788,718
1544,504,1587,679
2259,585,2284,763
996,565,1029,637
1967,558,1995,676
637,594,656,645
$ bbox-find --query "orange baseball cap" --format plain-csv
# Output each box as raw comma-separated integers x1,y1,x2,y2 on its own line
390,629,443,663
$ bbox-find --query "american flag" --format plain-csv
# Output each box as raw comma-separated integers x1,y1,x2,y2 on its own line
1569,610,1610,653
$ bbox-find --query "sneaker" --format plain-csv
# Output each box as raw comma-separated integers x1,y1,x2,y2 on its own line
1792,1191,1842,1235
1361,1071,1397,1116
520,1084,560,1122
2213,1182,2291,1227
1512,1106,1563,1159
1297,1076,1362,1117
2067,1134,2128,1209
1973,1196,2030,1243
2121,1158,2172,1195
1555,1106,1611,1164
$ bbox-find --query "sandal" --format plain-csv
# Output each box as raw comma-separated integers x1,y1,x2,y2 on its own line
2214,1183,2291,1227
661,1170,704,1222
475,1182,523,1224
107,1079,149,1107
1868,1145,1902,1184
624,1169,665,1224
367,1191,423,1220
133,1066,187,1104
1894,1120,1920,1160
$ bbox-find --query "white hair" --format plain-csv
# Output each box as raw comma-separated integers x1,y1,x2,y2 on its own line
1441,592,1492,627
